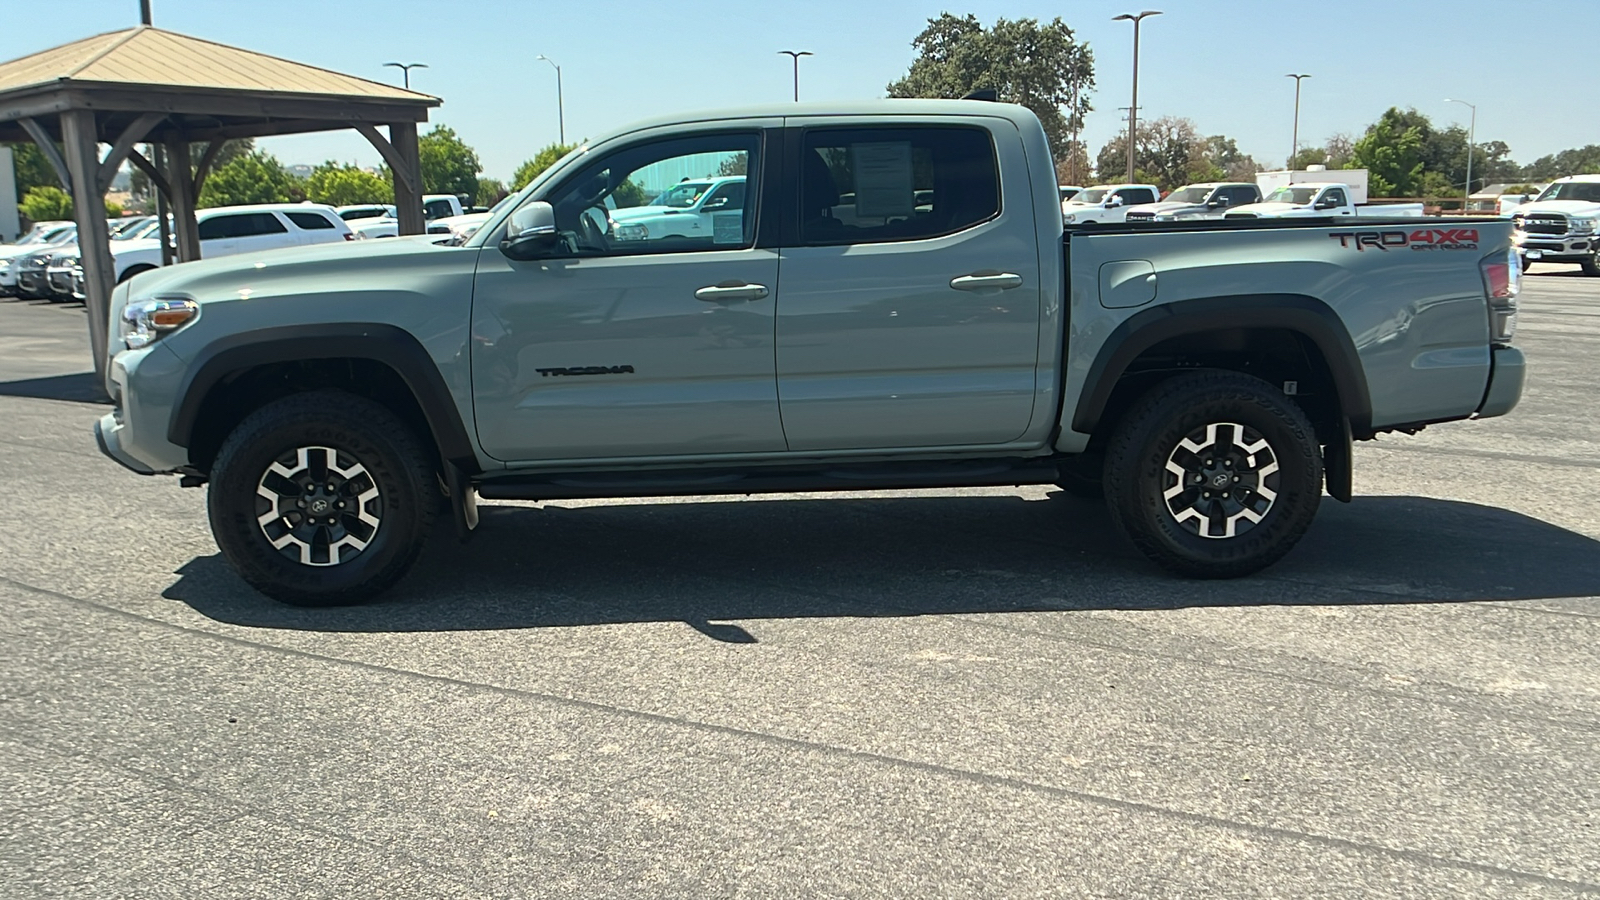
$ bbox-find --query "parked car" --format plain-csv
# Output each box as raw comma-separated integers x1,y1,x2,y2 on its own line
606,176,747,242
13,250,55,298
45,248,79,300
1510,175,1600,274
1058,185,1083,203
97,99,1523,606
1060,183,1161,224
1124,182,1262,222
347,195,468,239
1225,183,1424,219
109,203,353,282
335,204,396,222
0,222,76,295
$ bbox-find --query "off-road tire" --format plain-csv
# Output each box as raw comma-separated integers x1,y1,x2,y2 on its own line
1582,250,1600,277
208,390,437,606
1103,371,1322,578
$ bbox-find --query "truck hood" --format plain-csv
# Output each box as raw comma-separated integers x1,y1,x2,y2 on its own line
1514,199,1600,217
609,206,689,222
0,242,68,261
119,235,448,303
1126,201,1200,216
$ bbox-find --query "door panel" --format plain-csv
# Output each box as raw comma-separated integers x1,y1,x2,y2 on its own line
775,122,1043,451
471,126,785,463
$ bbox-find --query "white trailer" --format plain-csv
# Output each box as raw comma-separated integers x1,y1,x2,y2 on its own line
1257,167,1369,205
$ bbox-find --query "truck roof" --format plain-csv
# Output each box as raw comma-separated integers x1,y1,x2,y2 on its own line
575,99,1043,147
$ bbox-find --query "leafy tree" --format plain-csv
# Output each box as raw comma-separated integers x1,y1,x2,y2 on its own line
1094,117,1258,191
198,150,302,208
613,180,647,208
5,143,59,196
475,177,508,207
716,156,747,177
887,14,1095,166
512,142,578,190
305,161,393,206
418,125,481,199
19,186,73,221
1521,145,1600,181
1288,148,1327,170
1348,107,1427,197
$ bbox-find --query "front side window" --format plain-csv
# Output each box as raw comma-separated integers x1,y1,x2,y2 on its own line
1228,186,1259,205
1538,182,1600,203
1324,189,1347,207
1121,188,1157,205
424,199,455,219
800,127,999,245
544,132,760,256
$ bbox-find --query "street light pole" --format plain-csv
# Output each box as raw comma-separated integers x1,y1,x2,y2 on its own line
1286,73,1310,168
1445,98,1477,213
382,61,427,91
536,56,565,145
778,50,813,102
1113,11,1162,184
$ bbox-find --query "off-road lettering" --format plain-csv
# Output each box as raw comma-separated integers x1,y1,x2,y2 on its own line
535,365,636,377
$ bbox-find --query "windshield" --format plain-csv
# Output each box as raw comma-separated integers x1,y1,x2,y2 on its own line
1266,187,1320,204
1536,182,1600,203
339,207,390,221
114,220,161,241
1167,186,1212,204
649,181,713,209
1072,189,1109,204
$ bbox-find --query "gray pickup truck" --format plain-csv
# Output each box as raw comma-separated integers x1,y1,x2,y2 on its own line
95,100,1526,606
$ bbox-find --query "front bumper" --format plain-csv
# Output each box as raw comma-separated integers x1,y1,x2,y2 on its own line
93,343,192,475
1514,230,1595,262
1476,345,1526,419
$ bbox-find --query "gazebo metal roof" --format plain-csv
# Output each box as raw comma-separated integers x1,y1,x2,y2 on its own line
0,25,442,390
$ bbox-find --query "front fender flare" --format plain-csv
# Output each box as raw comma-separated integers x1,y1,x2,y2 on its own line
167,323,479,473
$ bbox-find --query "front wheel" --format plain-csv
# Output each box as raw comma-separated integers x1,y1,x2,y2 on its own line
1103,371,1322,578
208,391,438,606
1582,250,1600,277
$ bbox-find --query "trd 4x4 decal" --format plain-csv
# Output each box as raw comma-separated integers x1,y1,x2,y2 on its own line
1329,229,1480,251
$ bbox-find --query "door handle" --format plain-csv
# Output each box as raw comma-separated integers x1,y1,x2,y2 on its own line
950,272,1024,292
695,282,769,302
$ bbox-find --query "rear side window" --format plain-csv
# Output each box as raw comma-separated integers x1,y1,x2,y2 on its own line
285,211,337,230
800,126,999,245
198,213,288,239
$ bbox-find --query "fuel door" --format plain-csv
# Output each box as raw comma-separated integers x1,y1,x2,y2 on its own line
1098,259,1157,309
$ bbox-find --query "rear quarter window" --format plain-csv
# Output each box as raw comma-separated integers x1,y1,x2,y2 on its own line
285,211,337,230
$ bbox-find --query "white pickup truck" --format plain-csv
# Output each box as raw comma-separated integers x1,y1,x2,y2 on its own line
1225,183,1424,219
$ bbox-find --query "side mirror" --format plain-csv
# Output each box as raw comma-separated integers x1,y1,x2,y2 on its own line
499,202,560,261
1107,196,1124,207
1206,197,1226,208
701,197,729,212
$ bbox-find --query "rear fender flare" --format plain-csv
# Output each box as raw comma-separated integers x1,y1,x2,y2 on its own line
1070,294,1373,438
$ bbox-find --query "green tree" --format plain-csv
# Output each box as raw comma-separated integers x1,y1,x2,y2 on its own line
5,143,59,196
512,142,578,190
1094,117,1257,191
1349,107,1427,196
418,125,481,199
198,150,301,208
305,161,393,206
1288,148,1328,170
1521,145,1600,181
887,14,1095,166
19,186,74,221
475,177,508,207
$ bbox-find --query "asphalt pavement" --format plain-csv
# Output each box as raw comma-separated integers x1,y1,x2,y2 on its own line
1,266,1597,898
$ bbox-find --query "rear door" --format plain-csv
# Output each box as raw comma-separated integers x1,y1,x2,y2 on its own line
774,120,1043,451
283,209,347,245
198,212,292,258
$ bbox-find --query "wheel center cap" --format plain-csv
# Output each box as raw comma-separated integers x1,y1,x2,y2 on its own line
309,498,331,514
1210,472,1231,488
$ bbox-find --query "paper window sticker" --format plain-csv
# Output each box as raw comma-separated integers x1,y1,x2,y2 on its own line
851,142,915,219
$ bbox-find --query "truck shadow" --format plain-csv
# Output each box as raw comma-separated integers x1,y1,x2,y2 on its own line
164,493,1600,636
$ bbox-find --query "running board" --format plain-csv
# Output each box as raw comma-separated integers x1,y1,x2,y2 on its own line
475,458,1063,502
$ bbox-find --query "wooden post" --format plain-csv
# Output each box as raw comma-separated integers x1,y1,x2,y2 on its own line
163,135,201,261
389,121,424,236
60,109,113,389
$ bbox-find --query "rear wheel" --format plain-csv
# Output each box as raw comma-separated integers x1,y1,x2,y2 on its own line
1103,371,1322,578
1582,249,1600,277
208,391,437,606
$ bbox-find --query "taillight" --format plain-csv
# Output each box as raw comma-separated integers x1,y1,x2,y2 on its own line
343,233,356,241
1480,248,1520,344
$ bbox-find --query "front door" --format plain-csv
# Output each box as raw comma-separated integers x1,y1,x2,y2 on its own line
775,122,1043,451
471,127,786,463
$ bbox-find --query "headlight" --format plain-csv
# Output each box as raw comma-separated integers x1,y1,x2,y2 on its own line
121,298,198,350
1571,218,1597,234
612,222,648,241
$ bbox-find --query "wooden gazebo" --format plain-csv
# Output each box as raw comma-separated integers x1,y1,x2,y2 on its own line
0,26,440,379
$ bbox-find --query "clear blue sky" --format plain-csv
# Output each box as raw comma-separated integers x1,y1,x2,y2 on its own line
8,0,1597,181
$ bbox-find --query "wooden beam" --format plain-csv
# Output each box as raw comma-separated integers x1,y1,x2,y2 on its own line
355,123,416,194
63,86,434,123
61,109,113,392
164,135,200,262
191,140,223,198
152,117,344,144
388,122,425,237
96,111,165,195
17,117,73,194
125,148,171,198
